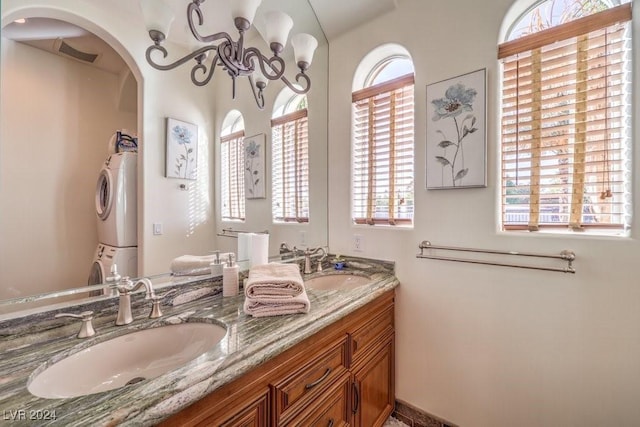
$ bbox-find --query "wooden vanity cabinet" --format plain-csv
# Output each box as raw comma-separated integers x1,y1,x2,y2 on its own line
160,290,394,427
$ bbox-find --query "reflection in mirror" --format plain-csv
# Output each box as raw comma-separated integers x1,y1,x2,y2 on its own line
215,0,329,260
0,0,329,316
219,110,247,223
0,17,139,312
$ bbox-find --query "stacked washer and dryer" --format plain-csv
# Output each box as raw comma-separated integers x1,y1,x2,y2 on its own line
87,151,138,285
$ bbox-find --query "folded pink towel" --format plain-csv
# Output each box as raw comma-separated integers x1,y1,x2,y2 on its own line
243,287,310,318
244,263,304,299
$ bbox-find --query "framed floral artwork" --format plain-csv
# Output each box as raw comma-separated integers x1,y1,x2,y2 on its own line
166,118,198,180
244,133,266,199
426,68,486,189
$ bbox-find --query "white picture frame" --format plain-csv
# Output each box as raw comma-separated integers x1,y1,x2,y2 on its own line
166,117,198,180
243,133,266,199
426,68,487,189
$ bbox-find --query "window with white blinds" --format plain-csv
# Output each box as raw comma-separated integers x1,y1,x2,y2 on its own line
352,73,415,225
499,3,632,232
220,130,245,221
271,109,309,223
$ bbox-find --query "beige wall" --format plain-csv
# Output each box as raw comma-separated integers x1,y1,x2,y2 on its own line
0,40,136,298
327,0,640,425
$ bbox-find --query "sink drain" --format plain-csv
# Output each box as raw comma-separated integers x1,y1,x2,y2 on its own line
125,377,146,386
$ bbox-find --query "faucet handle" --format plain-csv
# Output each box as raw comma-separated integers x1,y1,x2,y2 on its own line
105,264,121,284
55,311,96,339
149,289,178,319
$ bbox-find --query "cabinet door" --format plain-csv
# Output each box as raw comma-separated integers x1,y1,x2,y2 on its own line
351,336,394,427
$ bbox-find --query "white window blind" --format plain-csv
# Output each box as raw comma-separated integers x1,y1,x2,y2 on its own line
352,73,415,225
499,4,632,232
220,130,245,221
271,109,309,223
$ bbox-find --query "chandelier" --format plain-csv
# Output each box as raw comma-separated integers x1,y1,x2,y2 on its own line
141,0,318,109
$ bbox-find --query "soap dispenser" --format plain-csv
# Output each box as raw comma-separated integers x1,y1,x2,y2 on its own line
210,250,223,277
222,253,239,297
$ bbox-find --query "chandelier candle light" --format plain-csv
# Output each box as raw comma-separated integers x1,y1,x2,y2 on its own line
140,0,318,109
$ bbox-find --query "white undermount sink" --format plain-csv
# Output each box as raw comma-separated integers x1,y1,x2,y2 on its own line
28,322,227,399
305,273,372,291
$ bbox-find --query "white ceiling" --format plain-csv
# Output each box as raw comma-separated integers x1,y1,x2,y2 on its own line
1,0,398,75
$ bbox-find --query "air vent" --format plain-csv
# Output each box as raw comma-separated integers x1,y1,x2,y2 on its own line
57,40,98,63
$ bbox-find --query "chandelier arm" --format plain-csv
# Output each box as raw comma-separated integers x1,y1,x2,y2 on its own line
146,45,217,71
247,74,266,110
187,1,233,44
280,72,311,95
191,53,221,87
243,48,285,80
217,41,244,77
144,1,312,109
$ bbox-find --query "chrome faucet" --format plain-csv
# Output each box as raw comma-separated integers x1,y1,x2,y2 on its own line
279,242,296,259
302,247,326,274
115,277,156,325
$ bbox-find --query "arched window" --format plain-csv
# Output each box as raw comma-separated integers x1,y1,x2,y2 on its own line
352,45,415,226
499,0,632,233
271,90,309,223
220,110,245,221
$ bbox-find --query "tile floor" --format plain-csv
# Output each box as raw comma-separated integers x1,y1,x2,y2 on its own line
385,416,410,426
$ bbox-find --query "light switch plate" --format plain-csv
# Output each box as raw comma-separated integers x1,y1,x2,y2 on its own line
153,223,163,235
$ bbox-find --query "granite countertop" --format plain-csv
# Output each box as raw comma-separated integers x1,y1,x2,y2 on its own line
0,258,398,426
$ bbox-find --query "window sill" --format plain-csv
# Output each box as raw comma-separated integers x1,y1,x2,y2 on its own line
352,222,414,230
499,227,630,239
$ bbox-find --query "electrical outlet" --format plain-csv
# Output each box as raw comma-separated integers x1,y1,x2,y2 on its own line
153,223,163,235
353,234,363,252
299,230,307,246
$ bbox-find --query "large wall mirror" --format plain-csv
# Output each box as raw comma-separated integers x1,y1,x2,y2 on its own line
0,0,329,315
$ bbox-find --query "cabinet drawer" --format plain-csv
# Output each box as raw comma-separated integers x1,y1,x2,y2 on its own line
273,335,349,421
162,387,269,427
282,372,351,427
350,305,394,363
219,392,269,427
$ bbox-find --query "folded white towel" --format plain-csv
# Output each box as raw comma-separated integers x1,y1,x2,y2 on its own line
244,263,304,299
171,253,230,276
243,287,311,318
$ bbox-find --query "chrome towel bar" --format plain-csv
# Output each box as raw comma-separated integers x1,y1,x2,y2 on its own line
416,241,576,274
